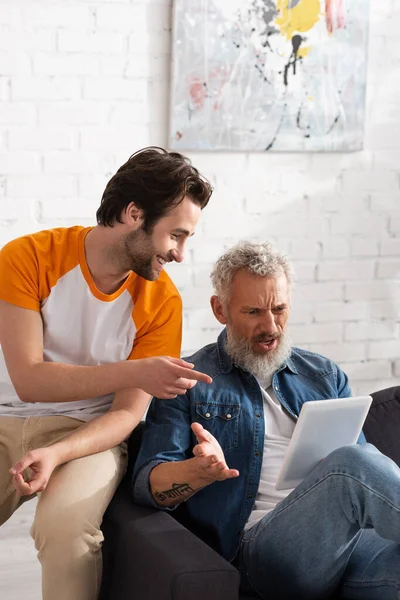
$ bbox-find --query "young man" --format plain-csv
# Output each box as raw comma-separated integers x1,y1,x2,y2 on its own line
133,241,400,600
0,147,212,600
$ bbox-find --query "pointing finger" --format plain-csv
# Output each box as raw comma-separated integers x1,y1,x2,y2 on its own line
168,357,195,369
186,369,212,385
174,366,212,385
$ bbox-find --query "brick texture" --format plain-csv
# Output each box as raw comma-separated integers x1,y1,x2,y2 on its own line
0,0,398,393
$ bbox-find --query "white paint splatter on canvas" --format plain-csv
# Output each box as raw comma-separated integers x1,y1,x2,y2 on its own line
169,0,370,151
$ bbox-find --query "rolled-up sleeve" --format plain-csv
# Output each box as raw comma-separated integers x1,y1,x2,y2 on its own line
132,393,193,509
133,459,168,509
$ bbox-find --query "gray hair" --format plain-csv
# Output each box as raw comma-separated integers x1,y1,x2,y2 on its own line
210,241,293,303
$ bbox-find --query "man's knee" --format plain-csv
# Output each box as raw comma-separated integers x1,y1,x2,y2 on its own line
324,443,382,474
31,502,103,552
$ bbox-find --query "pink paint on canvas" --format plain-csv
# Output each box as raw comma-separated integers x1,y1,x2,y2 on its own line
326,0,346,34
189,78,206,110
209,66,230,111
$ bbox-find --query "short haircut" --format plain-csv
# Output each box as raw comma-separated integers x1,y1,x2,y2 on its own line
96,146,212,231
210,241,293,303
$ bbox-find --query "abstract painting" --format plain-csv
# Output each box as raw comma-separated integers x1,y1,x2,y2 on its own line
169,0,370,151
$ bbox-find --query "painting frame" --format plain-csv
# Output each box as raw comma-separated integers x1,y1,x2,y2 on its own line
169,0,370,152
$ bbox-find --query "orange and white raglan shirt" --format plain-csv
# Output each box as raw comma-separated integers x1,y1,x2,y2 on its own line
0,226,182,420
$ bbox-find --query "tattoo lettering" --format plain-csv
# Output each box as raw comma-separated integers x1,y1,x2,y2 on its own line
154,490,167,502
154,482,195,503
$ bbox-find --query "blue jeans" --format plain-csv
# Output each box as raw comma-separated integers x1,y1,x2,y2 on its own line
238,444,400,600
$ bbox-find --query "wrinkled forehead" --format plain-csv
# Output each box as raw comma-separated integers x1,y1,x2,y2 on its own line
230,269,290,305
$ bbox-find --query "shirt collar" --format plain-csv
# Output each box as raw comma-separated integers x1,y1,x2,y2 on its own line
216,329,234,373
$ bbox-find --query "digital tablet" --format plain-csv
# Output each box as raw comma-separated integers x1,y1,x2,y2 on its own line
275,396,372,491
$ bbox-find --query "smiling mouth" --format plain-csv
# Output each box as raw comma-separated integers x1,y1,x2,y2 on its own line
156,256,167,267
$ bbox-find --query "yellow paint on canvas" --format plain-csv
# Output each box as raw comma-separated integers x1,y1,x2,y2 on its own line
297,47,311,58
275,0,322,41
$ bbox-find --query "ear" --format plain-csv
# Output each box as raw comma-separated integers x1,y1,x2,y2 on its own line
124,202,144,228
210,295,228,325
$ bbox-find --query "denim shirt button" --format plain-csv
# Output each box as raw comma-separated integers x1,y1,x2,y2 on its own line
205,412,211,418
255,452,260,457
226,413,232,419
275,386,279,391
247,494,253,499
256,413,261,418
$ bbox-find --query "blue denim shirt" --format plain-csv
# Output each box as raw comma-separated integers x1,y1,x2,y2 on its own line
133,329,364,562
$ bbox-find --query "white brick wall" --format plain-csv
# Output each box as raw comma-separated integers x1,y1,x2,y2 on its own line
0,0,399,395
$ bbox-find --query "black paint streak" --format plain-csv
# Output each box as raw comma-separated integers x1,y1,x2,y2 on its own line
296,101,312,139
296,102,311,131
265,101,288,151
326,113,341,134
296,106,301,128
255,63,270,83
284,34,303,87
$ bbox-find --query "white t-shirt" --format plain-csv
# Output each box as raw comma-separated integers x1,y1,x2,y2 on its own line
0,226,182,421
245,379,296,529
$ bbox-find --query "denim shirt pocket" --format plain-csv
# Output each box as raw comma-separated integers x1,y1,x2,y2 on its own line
195,402,240,451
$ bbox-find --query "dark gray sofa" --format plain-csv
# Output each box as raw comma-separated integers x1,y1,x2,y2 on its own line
99,386,400,600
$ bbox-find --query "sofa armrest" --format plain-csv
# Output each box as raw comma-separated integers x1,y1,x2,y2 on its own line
364,386,400,467
100,481,240,600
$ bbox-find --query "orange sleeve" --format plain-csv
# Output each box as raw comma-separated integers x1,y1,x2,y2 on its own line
0,237,41,311
129,293,182,360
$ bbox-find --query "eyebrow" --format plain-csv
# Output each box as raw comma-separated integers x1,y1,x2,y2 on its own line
242,304,287,310
172,228,195,237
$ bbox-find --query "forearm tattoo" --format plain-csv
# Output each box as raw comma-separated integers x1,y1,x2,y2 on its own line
154,482,195,503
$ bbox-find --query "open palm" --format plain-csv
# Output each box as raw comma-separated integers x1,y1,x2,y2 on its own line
191,422,239,483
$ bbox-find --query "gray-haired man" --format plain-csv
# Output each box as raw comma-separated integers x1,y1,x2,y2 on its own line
133,241,400,600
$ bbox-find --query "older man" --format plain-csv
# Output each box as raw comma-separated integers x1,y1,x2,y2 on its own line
133,241,400,600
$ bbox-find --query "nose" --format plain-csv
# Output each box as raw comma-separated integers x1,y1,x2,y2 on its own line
171,247,184,263
262,311,278,334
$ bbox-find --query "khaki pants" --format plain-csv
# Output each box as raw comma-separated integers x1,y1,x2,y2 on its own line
0,415,127,600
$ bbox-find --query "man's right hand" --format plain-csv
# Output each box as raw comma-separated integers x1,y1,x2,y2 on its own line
147,421,239,508
134,356,212,399
191,422,239,483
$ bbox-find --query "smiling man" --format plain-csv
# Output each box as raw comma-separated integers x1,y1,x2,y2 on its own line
0,147,212,600
133,241,400,600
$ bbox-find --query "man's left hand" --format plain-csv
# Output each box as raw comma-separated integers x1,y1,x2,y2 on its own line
9,447,60,496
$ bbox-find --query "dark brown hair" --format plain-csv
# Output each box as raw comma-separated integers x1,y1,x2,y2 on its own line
96,146,212,231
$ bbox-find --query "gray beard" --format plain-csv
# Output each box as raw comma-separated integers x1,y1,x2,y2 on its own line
225,328,293,383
